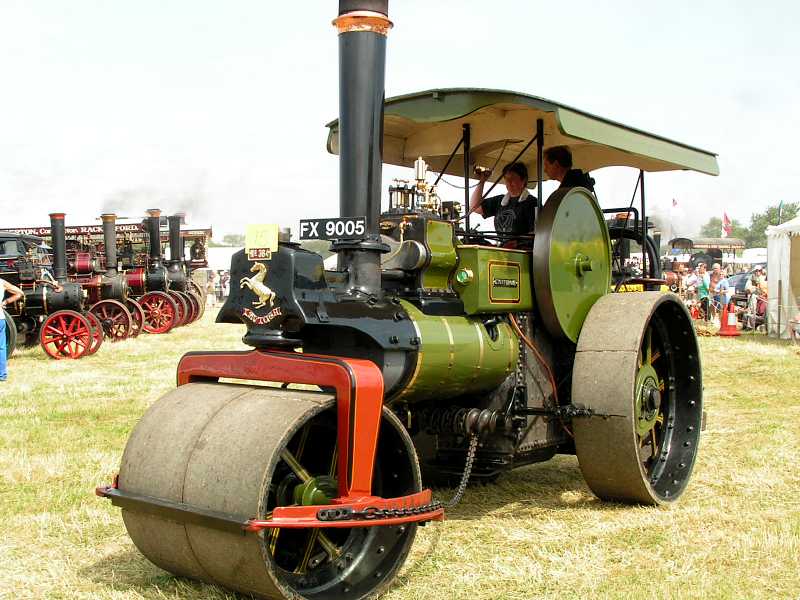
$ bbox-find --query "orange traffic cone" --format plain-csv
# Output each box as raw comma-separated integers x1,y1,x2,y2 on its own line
718,301,740,337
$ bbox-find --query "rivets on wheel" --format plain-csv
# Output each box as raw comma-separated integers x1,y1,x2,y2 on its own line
376,545,385,554
687,426,694,432
683,441,691,447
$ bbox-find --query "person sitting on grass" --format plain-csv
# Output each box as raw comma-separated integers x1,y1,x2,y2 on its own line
790,311,800,343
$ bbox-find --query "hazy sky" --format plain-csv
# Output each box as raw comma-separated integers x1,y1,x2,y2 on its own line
1,1,798,239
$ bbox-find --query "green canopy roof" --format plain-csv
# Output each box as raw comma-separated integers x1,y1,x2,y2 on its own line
326,88,719,180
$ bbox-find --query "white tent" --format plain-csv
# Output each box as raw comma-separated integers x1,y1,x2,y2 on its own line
766,216,800,339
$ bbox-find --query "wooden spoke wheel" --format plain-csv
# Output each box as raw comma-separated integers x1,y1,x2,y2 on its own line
186,281,206,318
139,291,178,334
84,311,104,356
167,291,188,327
175,291,198,324
39,310,93,360
572,292,702,504
125,299,145,338
118,385,421,600
3,309,17,359
90,299,133,342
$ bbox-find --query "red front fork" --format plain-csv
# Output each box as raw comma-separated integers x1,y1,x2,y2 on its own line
172,349,443,529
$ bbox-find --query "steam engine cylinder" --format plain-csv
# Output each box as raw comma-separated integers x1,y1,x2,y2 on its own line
24,283,83,314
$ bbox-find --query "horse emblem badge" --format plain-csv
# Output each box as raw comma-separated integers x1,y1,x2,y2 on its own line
240,262,276,308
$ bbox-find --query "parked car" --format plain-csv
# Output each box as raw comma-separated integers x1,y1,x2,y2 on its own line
727,269,766,311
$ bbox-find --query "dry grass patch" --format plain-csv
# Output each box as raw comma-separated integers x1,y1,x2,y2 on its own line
1,314,798,599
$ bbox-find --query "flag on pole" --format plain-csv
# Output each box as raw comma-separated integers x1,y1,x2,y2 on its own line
721,212,732,238
778,200,784,224
672,198,678,208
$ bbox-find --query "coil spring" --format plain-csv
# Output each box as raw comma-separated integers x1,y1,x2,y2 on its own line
423,406,505,437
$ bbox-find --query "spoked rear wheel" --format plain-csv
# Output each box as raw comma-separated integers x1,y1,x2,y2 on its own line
119,384,421,599
84,312,104,356
39,310,92,360
3,310,17,358
125,299,145,338
139,291,178,334
181,291,200,324
572,292,702,504
90,299,133,342
167,291,188,327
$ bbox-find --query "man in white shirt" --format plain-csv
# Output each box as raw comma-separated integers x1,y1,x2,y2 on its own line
0,277,25,382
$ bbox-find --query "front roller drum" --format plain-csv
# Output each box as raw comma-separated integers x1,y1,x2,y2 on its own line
572,292,702,504
118,382,421,600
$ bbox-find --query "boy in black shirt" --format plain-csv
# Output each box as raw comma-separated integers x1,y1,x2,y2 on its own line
470,162,536,242
543,146,595,192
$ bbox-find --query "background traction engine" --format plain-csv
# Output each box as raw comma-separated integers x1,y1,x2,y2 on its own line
98,3,705,599
125,210,201,333
31,214,98,359
66,213,136,342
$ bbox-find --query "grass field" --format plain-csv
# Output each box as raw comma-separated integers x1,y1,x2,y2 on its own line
1,311,799,600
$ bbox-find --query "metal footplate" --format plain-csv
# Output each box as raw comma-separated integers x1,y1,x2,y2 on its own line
97,482,444,531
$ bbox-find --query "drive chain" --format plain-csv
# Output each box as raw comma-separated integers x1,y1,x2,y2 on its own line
317,433,479,522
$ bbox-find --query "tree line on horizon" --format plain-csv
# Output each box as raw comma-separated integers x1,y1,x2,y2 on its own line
698,201,798,248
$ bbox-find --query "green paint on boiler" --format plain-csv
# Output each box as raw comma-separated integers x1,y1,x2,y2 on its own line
393,300,518,403
420,220,458,291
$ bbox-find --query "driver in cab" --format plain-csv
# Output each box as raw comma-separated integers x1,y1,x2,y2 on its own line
470,162,535,246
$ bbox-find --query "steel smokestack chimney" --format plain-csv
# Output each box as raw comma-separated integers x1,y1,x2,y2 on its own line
49,212,67,283
101,213,118,275
146,209,162,262
332,0,392,295
167,215,183,264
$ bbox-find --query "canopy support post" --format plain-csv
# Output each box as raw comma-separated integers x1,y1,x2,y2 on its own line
536,118,544,221
463,123,471,239
432,136,464,188
639,169,647,276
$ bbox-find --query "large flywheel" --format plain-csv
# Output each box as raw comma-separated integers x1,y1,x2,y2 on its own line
533,187,611,342
118,382,421,600
571,292,702,504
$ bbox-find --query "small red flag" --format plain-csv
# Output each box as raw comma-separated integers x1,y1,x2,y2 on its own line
721,212,732,238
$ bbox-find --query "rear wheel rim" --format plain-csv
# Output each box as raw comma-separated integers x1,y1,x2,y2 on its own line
167,292,188,327
84,312,104,355
39,310,92,360
125,299,145,337
90,300,133,342
573,293,702,504
139,292,177,334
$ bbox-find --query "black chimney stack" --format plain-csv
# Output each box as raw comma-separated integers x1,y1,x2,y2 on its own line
101,213,118,275
146,209,162,262
332,1,392,296
49,212,67,283
167,215,183,265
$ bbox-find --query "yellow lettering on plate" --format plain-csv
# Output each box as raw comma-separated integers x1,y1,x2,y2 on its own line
245,224,279,260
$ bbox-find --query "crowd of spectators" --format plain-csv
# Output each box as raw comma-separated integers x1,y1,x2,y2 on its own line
677,262,767,331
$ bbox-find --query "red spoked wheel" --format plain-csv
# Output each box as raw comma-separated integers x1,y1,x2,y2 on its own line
185,291,201,323
84,311,104,356
89,299,133,342
167,291,188,327
139,291,178,334
175,290,198,324
39,310,93,360
187,281,206,319
125,299,145,338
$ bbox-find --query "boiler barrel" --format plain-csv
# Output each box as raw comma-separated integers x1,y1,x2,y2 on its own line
392,300,518,403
